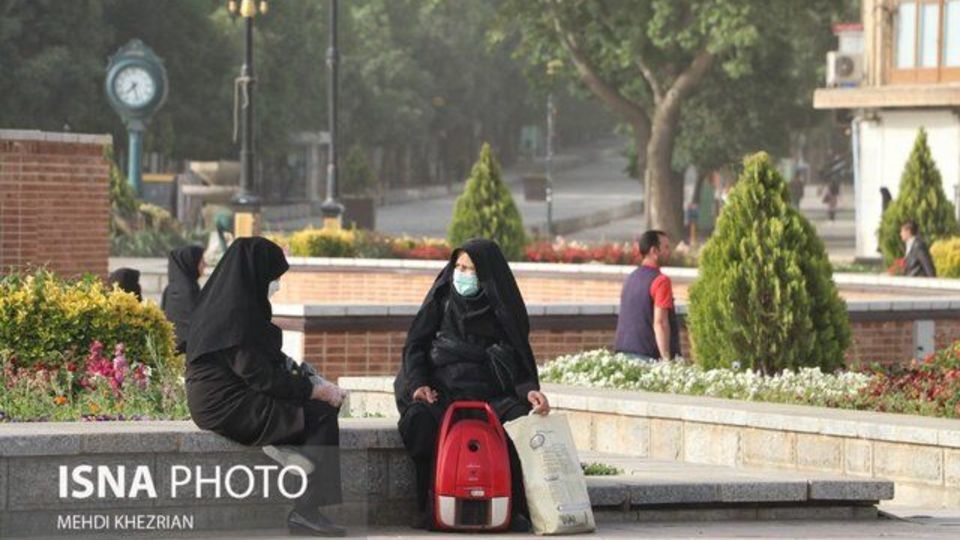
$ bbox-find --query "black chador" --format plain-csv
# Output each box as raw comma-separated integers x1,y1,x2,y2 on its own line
107,268,142,301
393,239,543,529
161,245,204,354
185,237,344,536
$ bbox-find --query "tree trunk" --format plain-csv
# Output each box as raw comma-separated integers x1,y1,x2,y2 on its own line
644,104,685,241
632,120,650,180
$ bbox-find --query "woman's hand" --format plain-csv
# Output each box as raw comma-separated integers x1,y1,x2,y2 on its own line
528,390,550,415
311,381,347,407
412,385,438,404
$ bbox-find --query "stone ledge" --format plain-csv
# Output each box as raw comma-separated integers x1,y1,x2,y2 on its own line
338,378,960,450
580,453,893,506
282,257,960,292
0,419,401,457
271,299,960,319
0,129,113,145
0,412,893,534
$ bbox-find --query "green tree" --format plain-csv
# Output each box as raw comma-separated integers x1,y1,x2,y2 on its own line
878,128,959,265
105,0,236,160
0,0,114,132
0,1,235,161
0,0,542,196
497,0,845,239
448,143,526,260
688,152,849,374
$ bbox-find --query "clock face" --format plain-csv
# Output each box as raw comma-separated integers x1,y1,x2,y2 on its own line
113,66,156,108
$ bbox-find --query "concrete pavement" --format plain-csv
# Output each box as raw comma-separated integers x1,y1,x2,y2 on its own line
371,140,640,238
64,513,960,539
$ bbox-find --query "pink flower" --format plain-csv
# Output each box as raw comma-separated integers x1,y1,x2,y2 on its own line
112,344,128,386
132,364,150,390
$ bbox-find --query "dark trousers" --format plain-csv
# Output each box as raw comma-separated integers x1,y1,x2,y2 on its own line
398,398,531,518
276,400,343,514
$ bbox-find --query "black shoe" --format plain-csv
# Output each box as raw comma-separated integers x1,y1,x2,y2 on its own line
287,510,347,537
509,513,532,533
411,507,435,530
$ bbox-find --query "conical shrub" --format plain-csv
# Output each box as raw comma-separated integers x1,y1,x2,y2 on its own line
448,143,527,259
878,128,958,264
688,152,850,373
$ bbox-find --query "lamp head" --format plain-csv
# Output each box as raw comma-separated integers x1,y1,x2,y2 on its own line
240,0,257,17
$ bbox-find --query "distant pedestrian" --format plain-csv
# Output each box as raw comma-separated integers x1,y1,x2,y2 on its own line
821,180,840,221
788,175,804,208
161,245,206,354
107,268,142,302
901,220,937,277
614,230,680,362
880,187,892,212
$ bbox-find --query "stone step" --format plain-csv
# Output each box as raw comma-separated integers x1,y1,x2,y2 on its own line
579,452,892,522
0,420,894,537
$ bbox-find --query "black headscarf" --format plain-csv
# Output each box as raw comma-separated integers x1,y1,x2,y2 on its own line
162,245,205,352
107,268,142,302
393,238,537,410
185,237,288,365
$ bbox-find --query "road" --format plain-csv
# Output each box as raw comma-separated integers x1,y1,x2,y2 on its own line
373,139,641,238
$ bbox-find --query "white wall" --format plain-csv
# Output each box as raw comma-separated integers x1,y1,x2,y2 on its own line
856,110,960,258
282,330,304,363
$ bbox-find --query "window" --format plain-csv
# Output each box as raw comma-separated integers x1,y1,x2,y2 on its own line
919,2,940,67
945,0,960,67
891,0,960,82
896,2,916,68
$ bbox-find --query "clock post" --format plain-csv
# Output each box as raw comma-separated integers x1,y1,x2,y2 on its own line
127,121,145,195
105,40,168,197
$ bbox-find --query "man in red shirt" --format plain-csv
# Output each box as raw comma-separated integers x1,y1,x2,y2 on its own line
614,230,680,361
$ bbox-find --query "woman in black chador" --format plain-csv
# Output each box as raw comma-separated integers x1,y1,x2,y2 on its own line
107,268,142,301
394,238,551,531
161,245,205,354
185,237,346,537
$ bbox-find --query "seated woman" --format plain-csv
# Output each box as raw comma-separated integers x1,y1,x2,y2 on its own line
107,268,142,301
185,237,347,537
393,238,550,531
161,245,205,354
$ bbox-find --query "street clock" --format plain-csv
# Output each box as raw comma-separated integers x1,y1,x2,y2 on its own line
105,40,168,194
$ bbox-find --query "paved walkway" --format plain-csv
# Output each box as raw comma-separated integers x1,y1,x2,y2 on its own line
370,140,639,238
569,184,858,262
74,513,959,539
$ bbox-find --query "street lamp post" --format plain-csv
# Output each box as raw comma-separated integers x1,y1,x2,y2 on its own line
545,59,562,238
228,0,267,237
546,91,555,238
321,0,345,228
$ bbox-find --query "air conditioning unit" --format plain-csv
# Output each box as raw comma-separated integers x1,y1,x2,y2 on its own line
826,51,864,87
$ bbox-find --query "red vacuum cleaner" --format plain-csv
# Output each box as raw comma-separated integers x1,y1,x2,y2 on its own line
434,401,512,531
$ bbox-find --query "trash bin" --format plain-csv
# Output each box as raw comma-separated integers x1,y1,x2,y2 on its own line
523,174,547,202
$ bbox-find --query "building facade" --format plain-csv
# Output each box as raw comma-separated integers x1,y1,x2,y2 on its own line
814,0,960,260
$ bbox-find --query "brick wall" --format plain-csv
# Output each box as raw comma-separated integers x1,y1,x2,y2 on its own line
274,267,938,307
282,315,960,382
846,320,915,368
934,319,960,351
0,131,112,278
295,328,621,381
274,270,626,305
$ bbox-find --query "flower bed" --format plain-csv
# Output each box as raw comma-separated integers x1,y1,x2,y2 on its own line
539,347,960,418
0,270,185,422
539,350,870,407
1,341,187,422
268,228,699,266
271,228,453,261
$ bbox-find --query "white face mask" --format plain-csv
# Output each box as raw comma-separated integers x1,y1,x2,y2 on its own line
267,280,281,299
